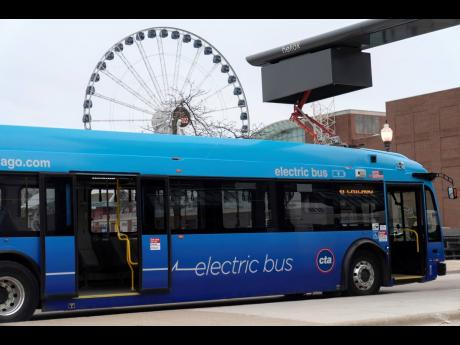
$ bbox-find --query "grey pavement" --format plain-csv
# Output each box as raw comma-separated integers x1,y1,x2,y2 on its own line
7,260,460,326
447,259,460,273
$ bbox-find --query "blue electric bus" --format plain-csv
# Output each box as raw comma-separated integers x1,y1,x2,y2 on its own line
0,124,455,322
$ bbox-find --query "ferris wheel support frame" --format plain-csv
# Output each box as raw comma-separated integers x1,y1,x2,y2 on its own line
82,26,250,136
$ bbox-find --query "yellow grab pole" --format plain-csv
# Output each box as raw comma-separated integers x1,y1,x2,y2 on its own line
402,228,420,253
114,178,138,291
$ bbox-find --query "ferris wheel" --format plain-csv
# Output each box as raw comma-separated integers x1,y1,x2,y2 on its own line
82,27,250,137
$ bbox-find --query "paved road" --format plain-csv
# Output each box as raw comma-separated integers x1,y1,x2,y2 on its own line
8,270,460,326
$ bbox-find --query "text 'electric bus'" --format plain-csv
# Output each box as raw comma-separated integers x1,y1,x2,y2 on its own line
0,125,455,322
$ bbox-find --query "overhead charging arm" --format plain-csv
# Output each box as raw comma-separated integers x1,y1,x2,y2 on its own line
289,90,338,144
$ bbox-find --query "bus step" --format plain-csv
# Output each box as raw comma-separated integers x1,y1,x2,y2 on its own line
75,291,140,299
392,274,424,283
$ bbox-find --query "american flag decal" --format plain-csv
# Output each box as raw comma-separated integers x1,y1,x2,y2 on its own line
371,170,384,179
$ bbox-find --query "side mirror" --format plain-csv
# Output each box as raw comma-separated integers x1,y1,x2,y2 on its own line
448,186,457,199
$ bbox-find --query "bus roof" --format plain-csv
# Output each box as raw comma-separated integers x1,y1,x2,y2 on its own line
0,125,426,182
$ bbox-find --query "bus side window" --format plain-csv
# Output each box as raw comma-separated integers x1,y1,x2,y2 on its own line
167,179,273,234
19,186,40,232
45,179,74,236
425,187,441,242
142,183,166,235
279,182,385,232
0,174,40,235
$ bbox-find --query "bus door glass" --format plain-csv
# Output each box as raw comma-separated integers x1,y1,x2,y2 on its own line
140,178,170,290
424,186,444,277
387,184,426,277
40,174,76,298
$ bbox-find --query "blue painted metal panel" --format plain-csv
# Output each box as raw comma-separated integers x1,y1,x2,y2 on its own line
0,125,426,183
44,231,378,312
0,237,40,265
142,235,168,289
44,236,76,296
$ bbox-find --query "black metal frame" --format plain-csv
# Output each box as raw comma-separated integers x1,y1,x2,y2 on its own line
73,172,142,295
247,19,460,67
138,175,172,293
39,172,78,302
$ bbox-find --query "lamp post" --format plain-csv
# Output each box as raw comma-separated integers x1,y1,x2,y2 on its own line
380,121,393,152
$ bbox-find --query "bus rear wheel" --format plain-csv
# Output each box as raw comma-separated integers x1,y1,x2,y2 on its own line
347,251,381,296
0,261,38,323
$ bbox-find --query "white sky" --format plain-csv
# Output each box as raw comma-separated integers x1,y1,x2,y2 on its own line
1,19,460,131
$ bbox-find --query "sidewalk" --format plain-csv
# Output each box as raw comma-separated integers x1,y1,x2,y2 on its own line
447,260,460,273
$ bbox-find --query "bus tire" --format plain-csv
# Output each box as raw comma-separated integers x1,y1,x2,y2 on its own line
0,261,39,323
347,251,381,296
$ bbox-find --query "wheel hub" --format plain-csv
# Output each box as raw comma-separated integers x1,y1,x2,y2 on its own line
352,260,375,291
361,269,370,282
0,276,25,317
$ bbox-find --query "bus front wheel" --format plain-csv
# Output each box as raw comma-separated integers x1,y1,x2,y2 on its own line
0,261,38,323
347,251,381,296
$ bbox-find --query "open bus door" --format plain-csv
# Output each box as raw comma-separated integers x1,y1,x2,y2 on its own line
412,172,456,278
386,184,427,283
424,186,445,279
39,174,77,299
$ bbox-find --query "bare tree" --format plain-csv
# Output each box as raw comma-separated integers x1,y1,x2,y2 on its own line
141,85,263,139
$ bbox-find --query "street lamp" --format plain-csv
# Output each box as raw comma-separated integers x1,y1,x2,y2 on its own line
380,121,393,152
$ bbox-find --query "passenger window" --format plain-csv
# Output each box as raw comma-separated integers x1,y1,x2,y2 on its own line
0,174,40,234
280,182,385,231
20,187,40,231
425,187,441,242
222,190,253,229
45,177,74,235
221,182,271,232
168,179,272,234
170,188,199,232
142,182,166,234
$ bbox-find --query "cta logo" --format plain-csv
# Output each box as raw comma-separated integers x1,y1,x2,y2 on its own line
315,248,335,273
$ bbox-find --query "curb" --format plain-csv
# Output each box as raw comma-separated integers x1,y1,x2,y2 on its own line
331,309,460,326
